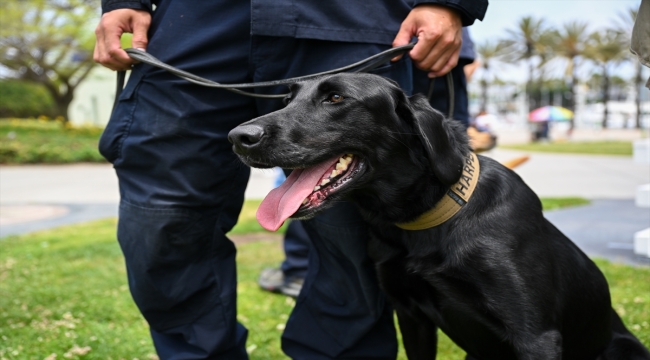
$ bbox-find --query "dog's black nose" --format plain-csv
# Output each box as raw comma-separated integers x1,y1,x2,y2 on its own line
228,124,266,154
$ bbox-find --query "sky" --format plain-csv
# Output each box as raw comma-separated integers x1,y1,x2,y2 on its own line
467,0,643,82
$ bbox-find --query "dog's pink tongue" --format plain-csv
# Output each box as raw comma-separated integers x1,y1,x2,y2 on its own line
257,157,339,231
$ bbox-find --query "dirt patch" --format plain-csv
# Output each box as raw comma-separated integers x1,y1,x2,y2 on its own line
0,205,69,225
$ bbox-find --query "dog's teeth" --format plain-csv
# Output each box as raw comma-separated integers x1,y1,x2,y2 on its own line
321,179,330,186
302,198,308,205
313,186,321,191
331,170,338,178
336,162,347,171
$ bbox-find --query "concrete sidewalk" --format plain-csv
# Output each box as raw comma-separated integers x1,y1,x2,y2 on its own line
1,147,649,265
0,164,276,238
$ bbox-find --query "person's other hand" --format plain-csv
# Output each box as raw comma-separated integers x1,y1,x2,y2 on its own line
392,4,462,77
94,9,151,71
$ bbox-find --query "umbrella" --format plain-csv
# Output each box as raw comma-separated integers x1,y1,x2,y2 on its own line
528,106,573,122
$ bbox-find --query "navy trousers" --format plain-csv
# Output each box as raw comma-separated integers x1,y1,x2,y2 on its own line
99,1,412,358
281,221,310,279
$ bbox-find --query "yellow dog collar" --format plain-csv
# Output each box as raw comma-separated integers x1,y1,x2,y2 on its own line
396,152,480,230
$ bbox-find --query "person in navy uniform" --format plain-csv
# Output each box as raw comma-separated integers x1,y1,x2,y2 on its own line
94,1,488,358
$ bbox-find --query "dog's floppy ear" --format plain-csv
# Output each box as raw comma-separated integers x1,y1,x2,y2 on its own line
396,93,469,186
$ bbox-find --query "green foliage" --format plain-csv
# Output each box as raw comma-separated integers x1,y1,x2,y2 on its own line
0,80,56,118
0,219,648,359
0,119,105,164
0,0,101,119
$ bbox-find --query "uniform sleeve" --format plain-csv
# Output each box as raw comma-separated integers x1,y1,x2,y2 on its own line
101,0,155,13
413,0,488,26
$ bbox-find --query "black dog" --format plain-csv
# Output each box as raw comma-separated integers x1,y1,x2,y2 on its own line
228,73,649,359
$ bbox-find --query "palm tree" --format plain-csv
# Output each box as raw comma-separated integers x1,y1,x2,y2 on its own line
475,40,509,111
614,7,641,129
585,30,629,129
532,30,559,108
552,21,590,130
503,16,548,111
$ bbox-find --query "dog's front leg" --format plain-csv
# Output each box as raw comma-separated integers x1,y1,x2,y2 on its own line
395,306,438,360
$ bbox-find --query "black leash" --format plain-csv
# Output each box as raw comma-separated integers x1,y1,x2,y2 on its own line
427,72,455,120
114,41,455,118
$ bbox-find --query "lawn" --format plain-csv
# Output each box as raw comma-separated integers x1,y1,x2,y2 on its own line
1,198,648,359
540,197,591,211
501,140,634,156
0,119,105,164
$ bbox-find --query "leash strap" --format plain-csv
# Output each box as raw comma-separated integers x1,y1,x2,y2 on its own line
115,43,416,100
427,72,455,120
396,152,480,230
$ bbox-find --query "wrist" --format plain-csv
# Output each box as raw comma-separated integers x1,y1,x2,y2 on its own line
414,4,462,28
102,0,152,14
412,1,484,26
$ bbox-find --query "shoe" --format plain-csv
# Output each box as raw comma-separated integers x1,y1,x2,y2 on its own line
258,267,304,298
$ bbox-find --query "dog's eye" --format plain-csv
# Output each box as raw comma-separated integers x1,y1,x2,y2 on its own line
328,94,344,103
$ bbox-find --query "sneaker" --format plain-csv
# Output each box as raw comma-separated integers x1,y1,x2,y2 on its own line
258,267,304,298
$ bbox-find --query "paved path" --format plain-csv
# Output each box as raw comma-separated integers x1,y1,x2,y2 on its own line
0,164,276,238
1,148,649,265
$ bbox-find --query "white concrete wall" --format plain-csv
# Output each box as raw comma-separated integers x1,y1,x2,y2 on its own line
68,66,122,127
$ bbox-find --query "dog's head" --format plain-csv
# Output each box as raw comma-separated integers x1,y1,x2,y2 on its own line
228,73,469,230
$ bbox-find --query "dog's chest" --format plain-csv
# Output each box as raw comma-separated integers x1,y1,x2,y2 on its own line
371,232,475,310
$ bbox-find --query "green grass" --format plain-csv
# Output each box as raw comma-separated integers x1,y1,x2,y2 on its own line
2,197,648,359
0,119,105,164
0,221,537,360
541,197,591,211
501,140,633,156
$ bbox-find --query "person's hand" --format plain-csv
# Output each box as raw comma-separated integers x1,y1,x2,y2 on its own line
392,4,463,77
94,9,151,71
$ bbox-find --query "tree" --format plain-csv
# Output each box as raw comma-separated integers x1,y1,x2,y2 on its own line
503,16,550,112
585,30,628,129
475,40,509,112
531,29,558,108
552,21,590,130
0,0,100,121
614,7,642,129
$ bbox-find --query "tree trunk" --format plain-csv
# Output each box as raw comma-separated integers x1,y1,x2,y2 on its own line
527,60,535,112
569,56,578,130
480,79,488,112
53,96,74,121
601,66,610,129
634,61,642,129
44,82,74,122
